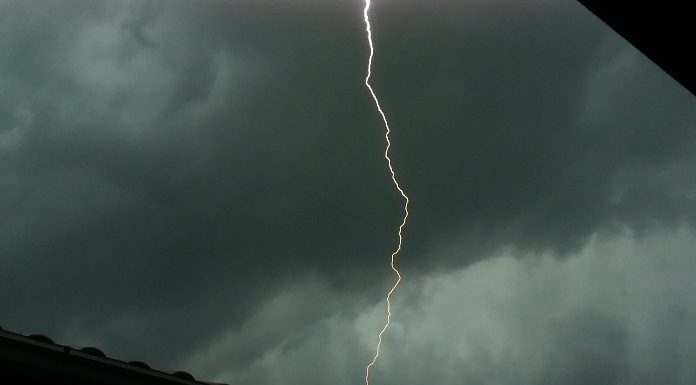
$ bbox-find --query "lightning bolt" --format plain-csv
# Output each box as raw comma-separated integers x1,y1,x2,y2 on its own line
363,1,410,384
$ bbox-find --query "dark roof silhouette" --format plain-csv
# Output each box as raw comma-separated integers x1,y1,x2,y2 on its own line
578,0,696,96
0,327,228,385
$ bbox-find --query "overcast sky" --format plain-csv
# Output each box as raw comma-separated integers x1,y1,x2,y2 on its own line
1,0,695,384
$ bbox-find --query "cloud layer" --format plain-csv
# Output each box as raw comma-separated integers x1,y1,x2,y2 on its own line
1,0,694,383
189,228,696,385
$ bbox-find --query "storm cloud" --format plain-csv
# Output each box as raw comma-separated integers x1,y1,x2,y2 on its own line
1,0,695,383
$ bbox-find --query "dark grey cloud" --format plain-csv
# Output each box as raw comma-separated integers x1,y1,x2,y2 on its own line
192,229,696,385
1,0,695,382
374,1,696,266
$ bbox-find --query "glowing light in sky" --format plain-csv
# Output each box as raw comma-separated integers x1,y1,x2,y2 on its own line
362,1,410,384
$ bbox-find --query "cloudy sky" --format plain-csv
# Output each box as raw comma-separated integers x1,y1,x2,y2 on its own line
1,0,695,384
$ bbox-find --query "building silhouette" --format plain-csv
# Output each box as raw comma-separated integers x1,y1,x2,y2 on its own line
0,327,226,385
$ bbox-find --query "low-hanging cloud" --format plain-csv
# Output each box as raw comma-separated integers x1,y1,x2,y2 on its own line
1,0,694,378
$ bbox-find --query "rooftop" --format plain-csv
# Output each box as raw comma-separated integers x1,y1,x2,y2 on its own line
0,326,227,385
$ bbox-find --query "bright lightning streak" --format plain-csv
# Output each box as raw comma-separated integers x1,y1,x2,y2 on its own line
362,1,410,384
